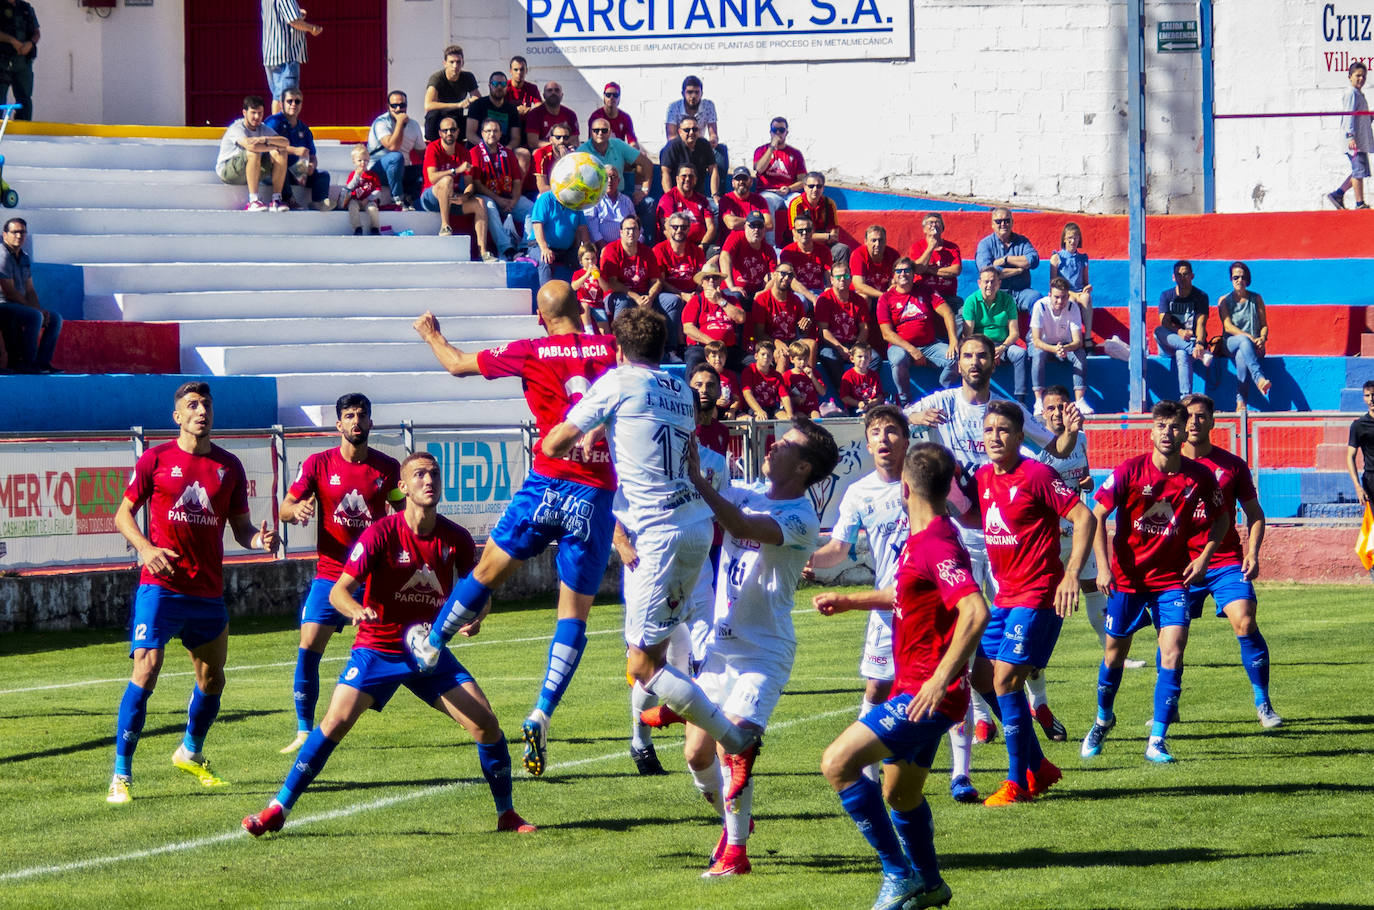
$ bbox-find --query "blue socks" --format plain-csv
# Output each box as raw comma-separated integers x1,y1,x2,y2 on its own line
275,728,338,811
839,777,912,878
477,735,514,813
183,685,221,754
535,618,587,718
431,574,493,646
1237,631,1271,705
1096,661,1124,722
997,691,1032,786
891,800,942,890
114,682,152,776
978,689,1003,721
1152,665,1184,738
293,648,323,732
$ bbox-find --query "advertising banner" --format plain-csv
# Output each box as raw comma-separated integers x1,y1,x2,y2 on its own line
517,0,912,67
280,430,409,558
417,429,530,541
1317,4,1374,82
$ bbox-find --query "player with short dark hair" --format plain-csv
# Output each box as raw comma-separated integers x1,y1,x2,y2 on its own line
971,400,1095,805
1180,393,1280,728
243,452,535,837
409,281,618,777
107,382,280,804
1081,400,1225,764
816,441,989,910
277,393,400,754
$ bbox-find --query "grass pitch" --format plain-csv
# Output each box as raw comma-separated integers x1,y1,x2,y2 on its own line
0,583,1370,909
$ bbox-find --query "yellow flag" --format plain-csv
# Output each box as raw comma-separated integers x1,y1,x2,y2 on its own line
1357,505,1374,572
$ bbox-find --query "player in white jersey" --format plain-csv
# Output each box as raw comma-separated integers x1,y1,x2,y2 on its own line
1036,385,1146,674
806,404,911,782
905,334,1081,797
644,416,838,878
542,307,758,763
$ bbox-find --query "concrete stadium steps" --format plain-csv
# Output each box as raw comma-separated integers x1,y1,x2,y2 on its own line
79,261,500,297
24,207,442,237
174,315,535,347
7,165,231,186
4,136,360,173
112,287,526,321
17,179,324,210
34,233,470,265
294,398,534,428
190,341,514,375
273,371,523,410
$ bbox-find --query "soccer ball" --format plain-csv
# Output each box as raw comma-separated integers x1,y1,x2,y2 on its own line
550,151,608,210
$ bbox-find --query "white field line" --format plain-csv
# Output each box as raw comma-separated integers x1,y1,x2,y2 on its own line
0,703,856,883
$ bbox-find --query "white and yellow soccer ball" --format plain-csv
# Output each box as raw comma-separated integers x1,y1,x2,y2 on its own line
550,151,608,210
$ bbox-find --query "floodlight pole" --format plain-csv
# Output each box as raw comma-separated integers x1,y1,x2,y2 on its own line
1127,0,1147,413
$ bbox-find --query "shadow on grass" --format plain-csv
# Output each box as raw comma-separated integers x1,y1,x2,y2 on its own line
943,845,1300,872
1068,782,1370,799
0,708,277,764
783,687,871,697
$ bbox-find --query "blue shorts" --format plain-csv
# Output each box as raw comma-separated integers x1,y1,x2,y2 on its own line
980,605,1063,668
338,647,475,711
300,577,350,630
1350,151,1371,180
1187,563,1257,619
1104,588,1190,638
264,62,300,100
858,694,959,767
420,183,468,211
489,470,614,596
128,584,228,655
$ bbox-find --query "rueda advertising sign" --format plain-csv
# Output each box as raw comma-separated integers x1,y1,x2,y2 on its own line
418,429,530,541
517,0,912,66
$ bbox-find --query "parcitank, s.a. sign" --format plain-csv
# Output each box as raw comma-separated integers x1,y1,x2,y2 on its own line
517,0,911,66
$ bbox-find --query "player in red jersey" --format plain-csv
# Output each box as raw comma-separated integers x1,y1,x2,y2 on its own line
410,281,617,777
1180,394,1280,727
816,442,988,910
243,452,535,837
971,401,1094,806
107,382,280,805
1081,400,1226,764
277,393,400,754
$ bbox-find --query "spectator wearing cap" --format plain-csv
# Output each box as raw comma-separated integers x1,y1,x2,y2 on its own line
585,165,636,247
665,75,729,189
579,118,656,240
719,211,777,308
589,82,638,148
779,213,832,306
908,212,963,311
524,80,579,150
719,167,772,239
753,116,805,244
656,165,716,253
974,207,1041,311
786,171,849,262
682,266,749,374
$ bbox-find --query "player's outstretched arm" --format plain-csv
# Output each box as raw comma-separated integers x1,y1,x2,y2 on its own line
230,513,279,554
1055,501,1097,617
114,495,178,577
414,311,483,376
540,420,584,459
1046,401,1082,458
807,537,852,573
330,570,377,623
687,438,783,544
907,589,989,722
813,586,894,616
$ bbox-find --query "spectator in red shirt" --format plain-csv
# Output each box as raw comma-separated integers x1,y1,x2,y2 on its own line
420,117,492,259
908,212,964,311
741,340,792,420
524,81,579,150
718,167,772,240
531,124,574,196
588,82,638,148
786,172,849,262
656,165,716,252
752,263,815,367
780,213,833,306
784,340,824,418
815,260,874,400
571,242,607,332
878,256,958,406
753,116,805,246
851,224,900,355
683,266,749,374
704,340,744,417
600,215,684,360
507,55,540,117
654,212,706,296
720,212,777,307
838,341,884,413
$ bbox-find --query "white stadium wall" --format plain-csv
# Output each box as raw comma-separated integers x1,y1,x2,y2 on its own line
22,0,1370,214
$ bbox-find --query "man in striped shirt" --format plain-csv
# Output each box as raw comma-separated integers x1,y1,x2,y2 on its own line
260,0,322,116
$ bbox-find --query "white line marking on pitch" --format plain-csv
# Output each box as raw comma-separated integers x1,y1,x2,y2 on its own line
0,704,855,882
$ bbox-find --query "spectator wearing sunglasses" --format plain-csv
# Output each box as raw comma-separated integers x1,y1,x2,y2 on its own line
975,207,1041,312
659,115,719,201
589,82,639,148
786,172,849,262
366,90,424,208
664,75,729,186
753,117,805,245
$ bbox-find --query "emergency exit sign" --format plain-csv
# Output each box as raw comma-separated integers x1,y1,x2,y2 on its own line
1158,20,1200,52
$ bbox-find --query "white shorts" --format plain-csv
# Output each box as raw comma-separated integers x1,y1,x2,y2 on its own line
1058,531,1098,581
623,521,713,648
859,609,895,681
695,649,791,728
685,549,716,662
967,543,1000,601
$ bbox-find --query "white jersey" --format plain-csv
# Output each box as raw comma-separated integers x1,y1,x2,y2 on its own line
568,363,711,533
905,387,1055,551
1038,433,1092,534
830,470,907,589
710,481,819,665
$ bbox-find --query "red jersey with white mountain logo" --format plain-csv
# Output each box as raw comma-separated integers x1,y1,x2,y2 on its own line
974,457,1082,609
288,447,400,581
